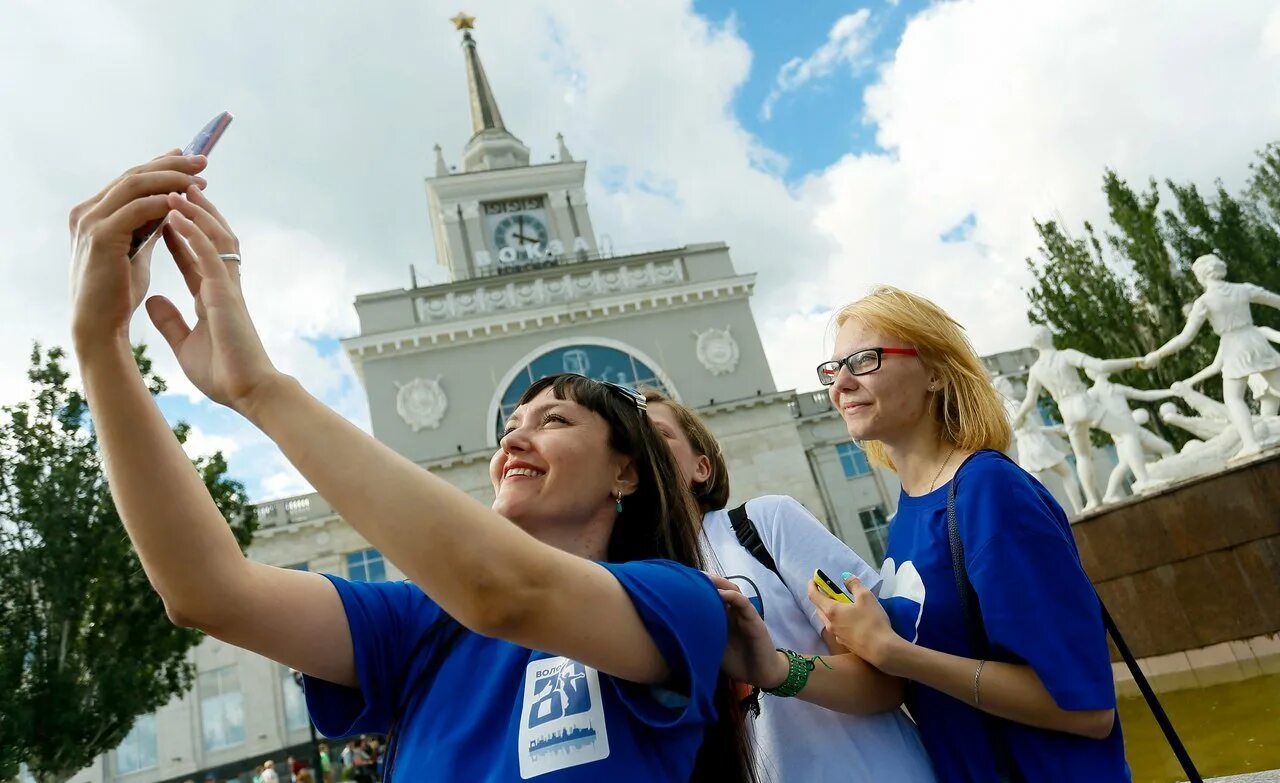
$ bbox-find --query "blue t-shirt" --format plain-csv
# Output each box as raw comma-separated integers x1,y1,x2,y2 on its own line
880,450,1130,783
303,559,726,781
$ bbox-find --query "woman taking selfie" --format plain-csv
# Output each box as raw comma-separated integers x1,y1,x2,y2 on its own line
645,391,936,783
67,153,753,782
806,286,1129,782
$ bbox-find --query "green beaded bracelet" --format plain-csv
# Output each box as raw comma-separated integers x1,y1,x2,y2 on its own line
762,648,831,698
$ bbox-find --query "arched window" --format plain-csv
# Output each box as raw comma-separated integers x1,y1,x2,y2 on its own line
495,344,670,439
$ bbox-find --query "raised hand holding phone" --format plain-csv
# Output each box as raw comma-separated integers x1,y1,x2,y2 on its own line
69,151,209,352
128,111,233,258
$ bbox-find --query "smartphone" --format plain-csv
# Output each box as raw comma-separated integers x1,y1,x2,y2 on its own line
813,568,853,604
128,111,234,258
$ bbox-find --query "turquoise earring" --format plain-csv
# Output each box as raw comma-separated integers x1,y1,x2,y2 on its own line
615,491,624,514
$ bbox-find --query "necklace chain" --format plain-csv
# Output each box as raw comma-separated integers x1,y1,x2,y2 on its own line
929,445,959,493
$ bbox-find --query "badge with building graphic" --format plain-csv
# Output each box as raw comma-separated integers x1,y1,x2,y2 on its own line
694,326,740,376
518,657,610,777
394,376,448,431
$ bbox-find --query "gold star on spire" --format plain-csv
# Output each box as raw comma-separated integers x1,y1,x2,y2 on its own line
450,12,475,31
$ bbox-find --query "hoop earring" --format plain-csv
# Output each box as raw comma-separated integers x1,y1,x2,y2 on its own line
615,491,624,514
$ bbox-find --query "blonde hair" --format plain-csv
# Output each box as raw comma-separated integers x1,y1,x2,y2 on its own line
834,285,1011,471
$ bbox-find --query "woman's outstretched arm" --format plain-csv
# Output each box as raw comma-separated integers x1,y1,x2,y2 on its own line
69,154,356,686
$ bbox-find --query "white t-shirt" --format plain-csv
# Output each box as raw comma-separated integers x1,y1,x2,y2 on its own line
701,495,937,783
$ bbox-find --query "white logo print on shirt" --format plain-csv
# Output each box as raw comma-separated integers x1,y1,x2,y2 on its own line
518,657,610,779
878,558,927,643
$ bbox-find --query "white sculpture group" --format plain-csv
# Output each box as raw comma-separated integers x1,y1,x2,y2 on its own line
1005,254,1280,512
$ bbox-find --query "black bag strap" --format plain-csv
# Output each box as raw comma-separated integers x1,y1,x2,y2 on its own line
382,613,467,783
947,450,1202,783
1099,592,1203,781
727,502,782,583
726,502,783,718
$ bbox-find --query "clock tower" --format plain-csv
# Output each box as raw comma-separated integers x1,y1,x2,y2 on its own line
427,14,598,282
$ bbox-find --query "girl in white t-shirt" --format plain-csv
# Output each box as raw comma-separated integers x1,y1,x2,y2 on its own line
645,390,936,783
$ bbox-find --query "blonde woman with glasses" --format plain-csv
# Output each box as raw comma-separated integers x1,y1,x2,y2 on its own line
806,287,1129,782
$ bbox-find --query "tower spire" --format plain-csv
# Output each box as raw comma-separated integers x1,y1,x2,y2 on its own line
450,13,530,172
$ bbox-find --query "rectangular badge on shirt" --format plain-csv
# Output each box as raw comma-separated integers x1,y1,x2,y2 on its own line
518,656,610,779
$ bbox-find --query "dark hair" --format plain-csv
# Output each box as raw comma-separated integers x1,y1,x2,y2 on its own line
516,375,756,783
641,388,730,513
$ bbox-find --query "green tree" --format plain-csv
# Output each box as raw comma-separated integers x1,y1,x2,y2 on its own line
1025,217,1147,363
1026,143,1280,445
0,345,255,783
1246,141,1280,234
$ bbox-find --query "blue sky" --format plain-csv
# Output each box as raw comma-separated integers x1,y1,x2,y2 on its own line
694,0,930,179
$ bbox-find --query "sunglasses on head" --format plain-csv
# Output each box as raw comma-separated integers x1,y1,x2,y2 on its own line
558,374,648,414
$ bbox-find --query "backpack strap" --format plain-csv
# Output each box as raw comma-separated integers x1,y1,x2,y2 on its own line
725,502,781,718
727,502,782,582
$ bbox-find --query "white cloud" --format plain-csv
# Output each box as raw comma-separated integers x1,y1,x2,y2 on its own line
133,222,363,406
774,0,1280,373
180,425,243,461
761,9,873,120
258,457,315,502
1265,6,1280,56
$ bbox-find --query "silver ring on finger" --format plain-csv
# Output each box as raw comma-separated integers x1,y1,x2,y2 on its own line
218,253,242,264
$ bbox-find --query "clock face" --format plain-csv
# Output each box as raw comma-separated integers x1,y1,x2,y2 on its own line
493,213,549,251
483,197,554,261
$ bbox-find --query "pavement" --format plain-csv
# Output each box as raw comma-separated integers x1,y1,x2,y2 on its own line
1182,772,1280,783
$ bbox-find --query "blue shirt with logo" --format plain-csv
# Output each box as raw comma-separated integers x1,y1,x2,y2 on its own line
303,559,726,781
880,450,1130,782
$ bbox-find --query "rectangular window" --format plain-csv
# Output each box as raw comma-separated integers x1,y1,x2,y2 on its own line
836,442,872,479
199,665,245,752
115,714,158,774
347,548,386,582
859,506,890,566
281,666,310,731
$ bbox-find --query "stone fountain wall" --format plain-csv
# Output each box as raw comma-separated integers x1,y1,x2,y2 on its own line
1072,451,1280,693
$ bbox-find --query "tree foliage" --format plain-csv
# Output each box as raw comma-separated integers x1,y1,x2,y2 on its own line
1026,143,1280,445
0,345,255,783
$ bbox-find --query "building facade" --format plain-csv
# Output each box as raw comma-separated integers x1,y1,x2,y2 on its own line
72,22,908,783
